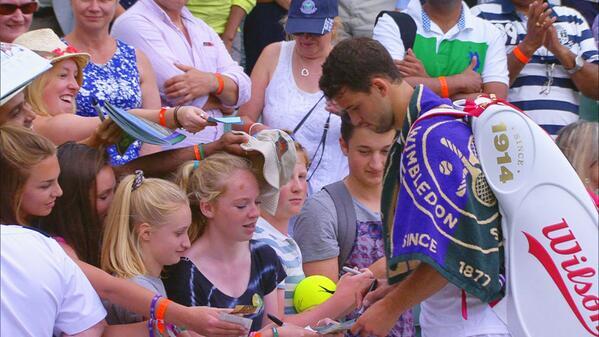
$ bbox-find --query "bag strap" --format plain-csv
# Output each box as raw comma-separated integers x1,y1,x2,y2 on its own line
293,95,325,134
322,181,357,271
374,11,417,50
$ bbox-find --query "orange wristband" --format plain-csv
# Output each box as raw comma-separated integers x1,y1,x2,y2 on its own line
193,144,205,160
159,107,168,127
155,298,171,333
214,73,225,95
438,76,449,98
513,45,530,64
243,122,255,134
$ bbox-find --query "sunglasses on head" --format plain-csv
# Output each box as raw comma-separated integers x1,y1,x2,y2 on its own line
0,2,38,15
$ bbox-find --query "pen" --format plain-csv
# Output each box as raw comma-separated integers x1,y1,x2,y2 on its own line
267,313,284,327
342,266,361,275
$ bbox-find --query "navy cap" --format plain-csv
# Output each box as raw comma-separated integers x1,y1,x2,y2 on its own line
285,0,339,35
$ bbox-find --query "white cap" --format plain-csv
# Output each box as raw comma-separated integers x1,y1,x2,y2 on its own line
0,42,52,106
241,129,297,215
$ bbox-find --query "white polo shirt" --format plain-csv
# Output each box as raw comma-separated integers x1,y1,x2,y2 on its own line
1,225,106,337
373,0,508,85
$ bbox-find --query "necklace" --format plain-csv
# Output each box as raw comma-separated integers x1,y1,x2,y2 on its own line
296,54,311,77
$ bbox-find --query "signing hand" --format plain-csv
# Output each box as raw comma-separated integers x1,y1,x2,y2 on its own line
396,49,428,77
333,269,375,315
187,307,248,336
164,63,217,104
362,278,396,307
350,298,401,337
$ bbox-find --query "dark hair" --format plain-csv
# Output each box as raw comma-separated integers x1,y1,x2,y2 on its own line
33,142,108,267
340,113,355,143
319,37,401,99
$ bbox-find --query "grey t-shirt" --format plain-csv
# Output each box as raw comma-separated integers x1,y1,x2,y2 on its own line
104,275,166,325
292,187,380,263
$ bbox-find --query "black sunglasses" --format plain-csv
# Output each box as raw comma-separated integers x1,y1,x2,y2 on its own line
0,2,38,15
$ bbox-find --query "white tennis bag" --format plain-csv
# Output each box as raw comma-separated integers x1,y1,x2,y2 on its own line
418,96,598,336
467,97,598,337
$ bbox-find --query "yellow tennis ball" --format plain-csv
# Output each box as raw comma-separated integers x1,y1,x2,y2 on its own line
293,275,336,313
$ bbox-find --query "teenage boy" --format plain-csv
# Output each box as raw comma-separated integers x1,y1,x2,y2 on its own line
293,116,414,337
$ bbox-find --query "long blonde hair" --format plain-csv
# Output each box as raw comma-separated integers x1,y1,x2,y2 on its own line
0,125,56,224
174,152,256,243
556,121,599,190
101,173,189,279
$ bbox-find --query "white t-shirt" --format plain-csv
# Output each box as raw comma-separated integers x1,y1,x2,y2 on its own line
1,225,106,337
420,283,509,337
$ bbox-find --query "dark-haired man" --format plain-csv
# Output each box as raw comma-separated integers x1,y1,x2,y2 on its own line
319,37,509,337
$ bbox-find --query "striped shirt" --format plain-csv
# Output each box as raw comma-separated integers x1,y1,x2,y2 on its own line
253,217,305,315
472,1,599,136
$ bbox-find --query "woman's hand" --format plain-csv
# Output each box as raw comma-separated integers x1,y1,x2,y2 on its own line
176,106,216,133
215,131,250,156
186,307,248,336
80,118,122,149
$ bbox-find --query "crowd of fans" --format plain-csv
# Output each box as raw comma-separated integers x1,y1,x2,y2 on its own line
0,0,597,336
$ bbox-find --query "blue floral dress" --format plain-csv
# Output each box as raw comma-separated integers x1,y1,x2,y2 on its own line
75,40,143,166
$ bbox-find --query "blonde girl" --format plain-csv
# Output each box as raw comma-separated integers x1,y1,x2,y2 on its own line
101,171,192,328
165,152,287,333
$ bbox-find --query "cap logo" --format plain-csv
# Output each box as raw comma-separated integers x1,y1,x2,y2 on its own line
275,134,289,161
322,17,334,34
300,0,317,15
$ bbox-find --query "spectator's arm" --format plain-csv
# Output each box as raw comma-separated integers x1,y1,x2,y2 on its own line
136,49,161,109
221,5,248,52
114,131,249,177
63,320,106,337
208,24,251,107
34,114,101,145
545,11,599,100
236,42,281,130
553,46,599,99
505,1,555,85
101,322,147,337
303,257,339,282
351,263,448,337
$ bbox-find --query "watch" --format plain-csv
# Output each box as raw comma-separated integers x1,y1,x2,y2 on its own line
566,54,584,75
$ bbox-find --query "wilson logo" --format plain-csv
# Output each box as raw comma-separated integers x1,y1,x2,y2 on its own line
523,218,599,336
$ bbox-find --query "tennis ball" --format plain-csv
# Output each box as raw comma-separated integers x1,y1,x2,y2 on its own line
293,275,336,313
